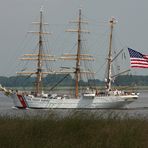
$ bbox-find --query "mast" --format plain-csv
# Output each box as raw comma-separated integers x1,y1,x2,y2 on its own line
75,9,82,98
17,6,54,95
60,9,94,98
106,18,116,91
36,7,43,95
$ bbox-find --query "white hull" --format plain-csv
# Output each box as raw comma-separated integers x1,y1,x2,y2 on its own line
11,93,138,109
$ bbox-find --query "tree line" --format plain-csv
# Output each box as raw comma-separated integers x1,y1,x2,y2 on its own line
0,74,148,87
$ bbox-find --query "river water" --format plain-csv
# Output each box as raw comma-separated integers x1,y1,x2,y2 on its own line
0,90,148,118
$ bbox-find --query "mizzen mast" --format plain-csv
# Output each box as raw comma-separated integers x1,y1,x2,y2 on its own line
106,18,116,92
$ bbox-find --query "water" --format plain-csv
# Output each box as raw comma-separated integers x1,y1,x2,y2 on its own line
0,91,148,118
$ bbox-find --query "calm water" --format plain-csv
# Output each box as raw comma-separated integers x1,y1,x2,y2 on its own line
0,90,148,118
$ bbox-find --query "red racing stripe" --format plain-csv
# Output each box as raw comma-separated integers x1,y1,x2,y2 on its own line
17,94,27,108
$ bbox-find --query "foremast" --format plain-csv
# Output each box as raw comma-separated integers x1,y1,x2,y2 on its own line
106,18,116,92
17,7,54,96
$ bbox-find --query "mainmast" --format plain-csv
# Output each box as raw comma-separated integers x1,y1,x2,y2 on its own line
60,9,94,98
75,9,82,98
106,18,116,91
36,7,44,95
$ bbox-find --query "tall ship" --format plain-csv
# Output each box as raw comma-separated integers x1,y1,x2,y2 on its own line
9,8,138,109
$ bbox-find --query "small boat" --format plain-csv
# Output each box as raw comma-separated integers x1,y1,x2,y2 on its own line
10,8,138,109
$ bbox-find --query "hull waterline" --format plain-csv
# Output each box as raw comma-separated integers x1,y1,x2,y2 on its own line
11,93,138,109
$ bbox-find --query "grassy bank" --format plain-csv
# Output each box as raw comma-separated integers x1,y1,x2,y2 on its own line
0,112,147,148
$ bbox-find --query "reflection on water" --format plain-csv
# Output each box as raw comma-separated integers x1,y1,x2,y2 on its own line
0,91,148,118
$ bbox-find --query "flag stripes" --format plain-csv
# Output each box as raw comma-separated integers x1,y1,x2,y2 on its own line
128,48,148,68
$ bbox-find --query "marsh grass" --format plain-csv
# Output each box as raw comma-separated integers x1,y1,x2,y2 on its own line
0,111,147,148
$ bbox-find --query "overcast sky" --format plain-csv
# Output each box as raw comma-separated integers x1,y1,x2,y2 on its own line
0,0,148,79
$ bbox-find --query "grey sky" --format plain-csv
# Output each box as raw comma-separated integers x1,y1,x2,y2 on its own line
0,0,148,79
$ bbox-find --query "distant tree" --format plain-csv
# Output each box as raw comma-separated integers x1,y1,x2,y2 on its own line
0,75,148,87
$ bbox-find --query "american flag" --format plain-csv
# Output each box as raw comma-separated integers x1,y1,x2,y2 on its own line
128,48,148,68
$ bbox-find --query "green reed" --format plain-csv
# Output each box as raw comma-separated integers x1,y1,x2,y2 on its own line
0,111,147,148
